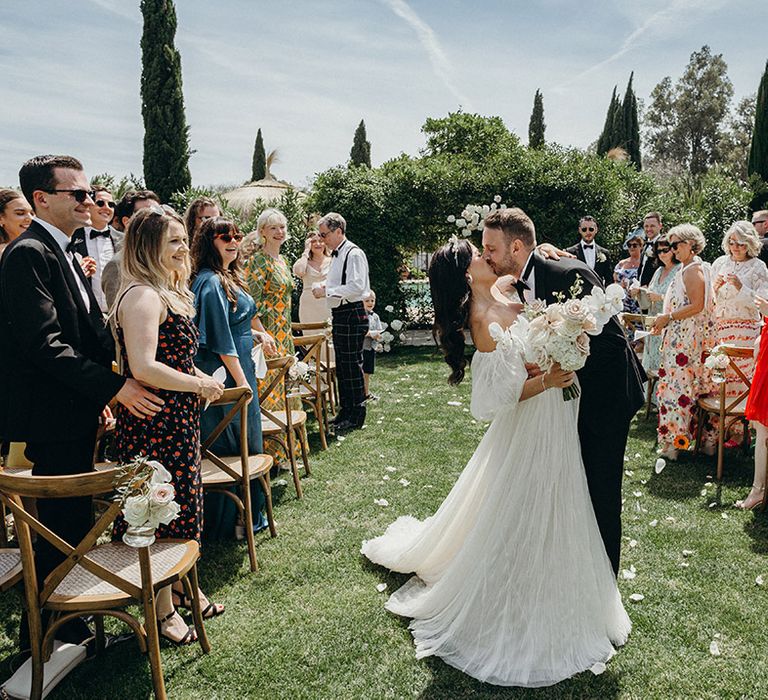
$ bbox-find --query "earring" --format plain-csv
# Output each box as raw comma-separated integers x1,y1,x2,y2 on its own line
466,274,473,284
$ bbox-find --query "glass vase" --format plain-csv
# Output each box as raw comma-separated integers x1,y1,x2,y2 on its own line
122,523,156,548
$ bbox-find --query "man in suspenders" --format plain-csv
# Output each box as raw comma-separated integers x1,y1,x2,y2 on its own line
314,212,371,432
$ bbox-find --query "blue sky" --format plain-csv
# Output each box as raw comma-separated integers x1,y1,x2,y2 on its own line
0,0,764,191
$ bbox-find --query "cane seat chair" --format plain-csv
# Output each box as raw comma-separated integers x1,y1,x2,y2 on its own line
0,466,210,700
200,386,275,572
292,321,337,412
694,345,753,480
289,333,332,450
260,356,310,498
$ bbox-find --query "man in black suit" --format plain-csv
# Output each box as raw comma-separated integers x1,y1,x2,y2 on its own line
69,185,124,314
565,215,613,287
752,210,768,264
0,155,164,640
638,211,664,286
482,207,645,575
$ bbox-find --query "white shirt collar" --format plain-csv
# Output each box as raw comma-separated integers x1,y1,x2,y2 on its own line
34,217,72,253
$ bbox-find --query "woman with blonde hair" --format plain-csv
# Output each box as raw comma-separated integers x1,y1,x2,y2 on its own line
111,205,226,644
652,224,716,460
293,229,332,324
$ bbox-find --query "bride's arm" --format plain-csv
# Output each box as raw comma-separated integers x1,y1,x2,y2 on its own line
519,363,575,401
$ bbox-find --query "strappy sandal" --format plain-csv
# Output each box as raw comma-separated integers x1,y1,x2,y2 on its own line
171,589,225,620
157,611,197,646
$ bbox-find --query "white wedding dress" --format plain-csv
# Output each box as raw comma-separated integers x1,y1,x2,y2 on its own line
361,318,631,687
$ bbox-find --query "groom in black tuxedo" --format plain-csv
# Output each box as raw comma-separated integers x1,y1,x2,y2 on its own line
482,208,645,575
0,155,164,642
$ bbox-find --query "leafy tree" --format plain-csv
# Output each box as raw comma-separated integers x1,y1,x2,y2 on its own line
721,95,756,180
350,120,372,167
140,0,191,202
621,73,642,169
597,87,619,156
644,45,734,174
421,111,516,159
251,128,266,181
748,61,768,183
528,90,546,149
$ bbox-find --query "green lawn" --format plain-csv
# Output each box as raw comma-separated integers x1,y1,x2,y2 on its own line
2,346,768,699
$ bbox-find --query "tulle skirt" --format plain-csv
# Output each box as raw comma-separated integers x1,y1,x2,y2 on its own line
361,387,630,687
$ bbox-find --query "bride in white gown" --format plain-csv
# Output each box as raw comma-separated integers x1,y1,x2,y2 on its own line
361,238,630,687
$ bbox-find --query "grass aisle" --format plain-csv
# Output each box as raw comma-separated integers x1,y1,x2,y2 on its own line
2,346,768,699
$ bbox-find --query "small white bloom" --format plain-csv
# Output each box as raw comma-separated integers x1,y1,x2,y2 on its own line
384,305,394,313
390,319,403,332
493,194,502,203
447,215,456,223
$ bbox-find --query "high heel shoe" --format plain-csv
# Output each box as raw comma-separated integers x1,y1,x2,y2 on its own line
735,484,766,510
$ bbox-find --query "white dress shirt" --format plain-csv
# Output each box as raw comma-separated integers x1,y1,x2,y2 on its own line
326,238,370,307
35,217,91,313
581,241,596,269
84,227,115,312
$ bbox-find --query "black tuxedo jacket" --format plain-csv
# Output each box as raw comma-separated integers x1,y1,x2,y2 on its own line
529,254,646,429
0,220,125,442
565,242,613,287
69,225,124,286
759,238,768,266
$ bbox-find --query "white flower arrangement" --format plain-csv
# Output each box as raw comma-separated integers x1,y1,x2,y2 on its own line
288,359,311,382
114,456,180,536
704,345,730,383
523,277,625,400
447,196,507,237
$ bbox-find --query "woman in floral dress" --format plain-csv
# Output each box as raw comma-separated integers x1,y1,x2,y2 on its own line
112,206,226,644
245,208,299,467
613,230,644,315
652,224,716,461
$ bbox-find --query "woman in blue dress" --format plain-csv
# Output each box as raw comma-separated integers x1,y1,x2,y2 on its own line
614,229,644,315
191,217,275,538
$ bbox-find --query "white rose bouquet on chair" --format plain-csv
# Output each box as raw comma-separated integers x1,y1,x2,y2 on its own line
704,345,730,384
114,456,180,546
524,278,625,400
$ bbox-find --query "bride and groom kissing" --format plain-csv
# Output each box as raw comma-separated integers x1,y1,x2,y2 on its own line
361,207,646,687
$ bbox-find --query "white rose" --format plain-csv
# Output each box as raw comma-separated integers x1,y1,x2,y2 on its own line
575,332,591,356
561,298,596,334
447,215,456,223
494,194,502,203
147,460,172,484
123,495,150,526
153,501,180,526
456,218,467,228
390,319,403,332
150,482,175,506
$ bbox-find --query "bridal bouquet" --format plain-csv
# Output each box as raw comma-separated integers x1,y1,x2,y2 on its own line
524,278,625,400
114,456,180,536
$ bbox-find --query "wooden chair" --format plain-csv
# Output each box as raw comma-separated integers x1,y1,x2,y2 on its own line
694,345,753,481
259,356,310,498
292,321,337,413
290,333,332,450
0,467,210,700
201,386,275,573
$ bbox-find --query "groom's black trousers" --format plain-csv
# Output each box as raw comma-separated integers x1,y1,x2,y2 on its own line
578,414,631,577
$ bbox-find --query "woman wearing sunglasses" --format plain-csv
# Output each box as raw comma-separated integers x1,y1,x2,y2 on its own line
652,224,716,461
190,217,273,538
613,229,644,314
639,235,680,375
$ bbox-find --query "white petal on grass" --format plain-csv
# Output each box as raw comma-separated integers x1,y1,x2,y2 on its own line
398,478,411,487
700,489,707,497
649,519,658,527
709,641,721,656
337,435,346,442
395,417,403,422
629,539,638,548
721,512,729,519
634,453,641,458
376,583,388,593
374,498,390,507
654,458,666,474
382,475,390,481
624,456,630,462
630,565,636,573
633,491,643,498
709,502,717,508
625,470,634,477
666,516,676,522
621,569,636,580
682,550,694,557
447,401,462,406
385,466,397,472
640,479,647,485
628,593,644,602
589,661,607,675
756,575,765,586
273,479,288,487
680,562,690,568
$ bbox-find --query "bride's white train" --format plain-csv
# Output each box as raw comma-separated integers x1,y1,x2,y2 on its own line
361,319,630,687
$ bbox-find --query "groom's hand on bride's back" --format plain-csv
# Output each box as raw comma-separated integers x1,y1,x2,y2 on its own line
536,243,575,260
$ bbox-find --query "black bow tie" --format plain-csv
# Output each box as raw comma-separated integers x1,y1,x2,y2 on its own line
513,279,529,298
65,240,77,255
331,249,339,257
583,244,594,249
90,228,110,240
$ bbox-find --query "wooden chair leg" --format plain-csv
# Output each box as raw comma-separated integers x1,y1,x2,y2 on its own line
186,567,211,654
717,409,726,481
95,614,106,655
139,549,167,700
694,407,704,456
259,474,277,538
284,429,303,498
299,425,311,476
317,400,328,450
241,472,258,573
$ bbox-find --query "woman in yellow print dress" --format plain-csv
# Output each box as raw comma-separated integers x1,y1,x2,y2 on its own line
245,208,298,466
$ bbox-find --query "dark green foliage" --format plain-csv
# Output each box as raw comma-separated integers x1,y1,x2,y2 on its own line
528,89,545,149
597,87,619,156
748,61,768,185
350,120,372,168
140,0,191,202
251,128,267,182
622,73,642,169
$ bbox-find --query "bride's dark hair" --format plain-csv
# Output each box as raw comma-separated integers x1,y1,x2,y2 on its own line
429,238,473,385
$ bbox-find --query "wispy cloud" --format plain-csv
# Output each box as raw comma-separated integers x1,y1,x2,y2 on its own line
552,0,726,93
380,0,471,109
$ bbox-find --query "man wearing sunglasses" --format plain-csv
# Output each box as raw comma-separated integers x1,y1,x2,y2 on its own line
638,211,664,286
69,186,124,313
565,215,613,287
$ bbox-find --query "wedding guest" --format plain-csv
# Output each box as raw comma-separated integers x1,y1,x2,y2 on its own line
102,189,160,308
191,216,272,538
313,212,371,432
565,215,612,286
111,206,225,644
614,229,643,314
753,210,768,265
640,235,680,374
184,196,220,248
69,185,124,313
652,224,715,461
362,290,383,401
639,212,664,285
0,188,33,257
0,155,158,645
739,292,768,509
293,230,332,324
244,208,296,464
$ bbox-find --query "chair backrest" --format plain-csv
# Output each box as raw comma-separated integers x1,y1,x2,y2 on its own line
6,442,33,469
291,334,326,400
0,466,148,608
201,386,252,481
291,321,330,333
716,345,753,411
259,356,295,432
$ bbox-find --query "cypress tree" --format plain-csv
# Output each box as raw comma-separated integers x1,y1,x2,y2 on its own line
251,128,267,181
748,60,768,181
622,73,642,169
140,0,191,202
528,89,546,148
611,94,625,151
597,87,618,155
350,120,372,167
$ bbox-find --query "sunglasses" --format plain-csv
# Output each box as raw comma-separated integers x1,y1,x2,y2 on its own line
727,239,747,247
45,189,95,203
627,242,642,248
656,246,671,254
753,219,766,225
580,227,596,233
214,232,244,243
95,199,115,209
670,241,687,250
